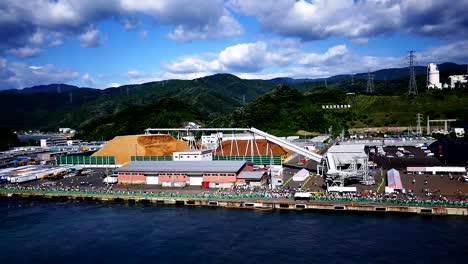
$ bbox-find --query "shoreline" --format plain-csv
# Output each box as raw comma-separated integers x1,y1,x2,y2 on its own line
1,189,467,216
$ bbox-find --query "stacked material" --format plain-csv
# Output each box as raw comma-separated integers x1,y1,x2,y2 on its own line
214,139,288,156
92,134,188,164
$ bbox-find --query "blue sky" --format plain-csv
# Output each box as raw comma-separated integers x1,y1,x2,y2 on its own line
1,0,467,89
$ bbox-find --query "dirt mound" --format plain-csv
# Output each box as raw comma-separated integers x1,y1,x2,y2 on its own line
92,134,188,164
215,139,289,156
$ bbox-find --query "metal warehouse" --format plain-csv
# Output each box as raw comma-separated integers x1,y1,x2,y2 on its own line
115,160,263,188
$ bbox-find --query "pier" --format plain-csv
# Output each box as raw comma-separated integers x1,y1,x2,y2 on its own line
1,189,466,216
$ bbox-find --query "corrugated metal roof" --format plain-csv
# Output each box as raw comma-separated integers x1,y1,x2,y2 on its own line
237,171,266,180
328,144,365,153
406,166,466,173
310,135,330,143
116,161,246,173
175,149,212,153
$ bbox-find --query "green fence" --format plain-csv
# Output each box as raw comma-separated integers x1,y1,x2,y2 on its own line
57,155,116,165
131,156,173,161
213,155,282,165
129,155,281,165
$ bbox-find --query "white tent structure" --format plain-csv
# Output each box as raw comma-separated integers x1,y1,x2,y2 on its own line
293,168,310,182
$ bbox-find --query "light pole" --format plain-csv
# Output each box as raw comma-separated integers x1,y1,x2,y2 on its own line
104,153,109,186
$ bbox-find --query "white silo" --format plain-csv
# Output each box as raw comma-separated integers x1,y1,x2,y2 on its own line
427,63,442,89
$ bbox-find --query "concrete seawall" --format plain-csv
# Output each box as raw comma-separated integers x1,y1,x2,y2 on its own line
1,191,467,216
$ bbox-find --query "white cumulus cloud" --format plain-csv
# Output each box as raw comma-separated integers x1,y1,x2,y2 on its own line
6,46,41,58
228,0,468,41
0,57,79,90
78,29,102,48
0,0,243,57
82,73,96,86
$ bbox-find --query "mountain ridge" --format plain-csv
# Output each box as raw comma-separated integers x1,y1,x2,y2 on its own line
269,62,468,84
1,63,466,93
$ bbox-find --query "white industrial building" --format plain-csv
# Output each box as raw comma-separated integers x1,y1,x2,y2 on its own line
201,132,223,150
448,75,468,88
427,63,442,89
427,63,467,89
40,136,68,147
172,149,213,161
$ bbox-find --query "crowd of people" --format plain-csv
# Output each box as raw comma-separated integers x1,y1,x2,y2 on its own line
1,183,467,206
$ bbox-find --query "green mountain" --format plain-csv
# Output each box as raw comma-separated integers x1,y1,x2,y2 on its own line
0,74,274,132
218,85,468,136
1,65,467,140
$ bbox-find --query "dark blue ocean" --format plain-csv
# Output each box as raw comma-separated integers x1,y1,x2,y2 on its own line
0,198,467,264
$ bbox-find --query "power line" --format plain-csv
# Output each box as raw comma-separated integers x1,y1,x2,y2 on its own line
408,50,418,95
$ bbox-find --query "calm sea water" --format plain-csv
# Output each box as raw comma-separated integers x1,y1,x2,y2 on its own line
0,198,466,264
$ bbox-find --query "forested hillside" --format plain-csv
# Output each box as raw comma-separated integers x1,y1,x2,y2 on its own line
1,64,467,140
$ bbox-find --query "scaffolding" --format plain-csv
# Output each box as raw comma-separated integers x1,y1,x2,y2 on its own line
323,153,373,187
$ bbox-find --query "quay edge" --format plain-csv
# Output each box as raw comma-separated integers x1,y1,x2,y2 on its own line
1,191,466,216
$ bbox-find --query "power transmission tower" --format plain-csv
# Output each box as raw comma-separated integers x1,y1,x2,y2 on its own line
408,50,418,95
324,79,328,88
366,70,374,93
69,91,73,103
416,113,423,135
351,74,354,85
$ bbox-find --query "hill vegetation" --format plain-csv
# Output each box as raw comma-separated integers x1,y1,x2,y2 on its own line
0,74,274,131
0,63,467,140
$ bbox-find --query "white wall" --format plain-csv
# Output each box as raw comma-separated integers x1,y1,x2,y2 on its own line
146,176,159,185
189,176,203,186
